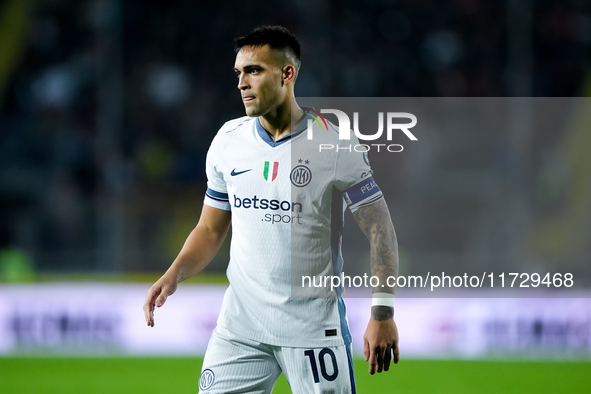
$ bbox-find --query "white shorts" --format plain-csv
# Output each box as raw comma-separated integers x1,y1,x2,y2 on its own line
198,325,357,394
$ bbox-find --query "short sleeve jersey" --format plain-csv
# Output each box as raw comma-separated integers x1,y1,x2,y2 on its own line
204,109,383,348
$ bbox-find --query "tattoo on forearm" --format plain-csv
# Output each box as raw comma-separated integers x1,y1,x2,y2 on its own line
353,199,399,318
372,306,394,321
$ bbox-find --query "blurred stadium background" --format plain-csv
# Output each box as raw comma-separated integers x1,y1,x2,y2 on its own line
1,0,590,393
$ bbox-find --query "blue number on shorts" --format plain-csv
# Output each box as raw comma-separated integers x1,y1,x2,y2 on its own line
304,348,339,383
304,350,320,383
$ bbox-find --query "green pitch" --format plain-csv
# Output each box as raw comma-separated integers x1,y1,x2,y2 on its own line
1,357,589,393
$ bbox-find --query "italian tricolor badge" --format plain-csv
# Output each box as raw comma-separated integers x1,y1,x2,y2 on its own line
263,161,279,182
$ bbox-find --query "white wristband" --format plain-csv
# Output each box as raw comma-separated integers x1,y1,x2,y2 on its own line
371,292,395,308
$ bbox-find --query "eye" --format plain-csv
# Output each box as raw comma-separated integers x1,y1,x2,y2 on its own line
250,69,259,74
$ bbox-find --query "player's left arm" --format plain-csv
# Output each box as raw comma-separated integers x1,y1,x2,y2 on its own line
352,198,400,375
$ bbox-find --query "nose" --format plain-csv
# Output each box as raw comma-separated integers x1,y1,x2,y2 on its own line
237,74,249,91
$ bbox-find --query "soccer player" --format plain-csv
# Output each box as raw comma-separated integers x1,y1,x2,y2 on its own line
143,25,400,393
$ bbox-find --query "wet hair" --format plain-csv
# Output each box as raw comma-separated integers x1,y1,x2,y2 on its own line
234,25,301,71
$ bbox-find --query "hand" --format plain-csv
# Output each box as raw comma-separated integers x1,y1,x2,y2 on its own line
143,275,178,327
363,316,399,374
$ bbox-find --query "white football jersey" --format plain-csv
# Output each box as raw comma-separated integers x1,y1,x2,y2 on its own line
204,109,383,348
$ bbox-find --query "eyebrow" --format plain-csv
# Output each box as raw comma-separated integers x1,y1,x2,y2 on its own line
234,64,263,72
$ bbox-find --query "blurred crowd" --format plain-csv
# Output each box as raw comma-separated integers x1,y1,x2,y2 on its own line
0,0,589,273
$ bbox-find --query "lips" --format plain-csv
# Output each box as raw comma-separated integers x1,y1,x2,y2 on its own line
242,96,255,102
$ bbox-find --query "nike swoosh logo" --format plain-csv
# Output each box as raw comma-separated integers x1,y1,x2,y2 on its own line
231,168,252,176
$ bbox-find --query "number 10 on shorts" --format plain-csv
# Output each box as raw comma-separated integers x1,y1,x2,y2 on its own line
304,348,339,383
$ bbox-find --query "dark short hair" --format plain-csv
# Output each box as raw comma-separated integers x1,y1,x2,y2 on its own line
234,25,301,69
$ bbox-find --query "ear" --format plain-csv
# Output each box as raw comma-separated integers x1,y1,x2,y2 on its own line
282,64,297,86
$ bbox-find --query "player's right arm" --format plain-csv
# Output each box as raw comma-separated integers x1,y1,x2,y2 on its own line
143,205,231,327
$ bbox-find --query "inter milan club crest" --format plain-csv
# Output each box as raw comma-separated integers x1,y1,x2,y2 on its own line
263,161,279,182
290,159,312,187
199,369,215,390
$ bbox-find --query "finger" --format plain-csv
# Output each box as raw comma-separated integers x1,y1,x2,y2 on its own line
142,300,149,324
143,294,154,325
383,346,392,371
144,303,154,327
369,348,377,375
376,345,385,373
155,289,168,307
363,338,370,362
393,341,400,364
143,288,160,327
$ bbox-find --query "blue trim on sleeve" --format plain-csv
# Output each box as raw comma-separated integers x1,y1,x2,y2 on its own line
330,186,353,349
344,176,381,206
203,197,231,211
205,188,229,202
345,344,357,393
337,298,351,346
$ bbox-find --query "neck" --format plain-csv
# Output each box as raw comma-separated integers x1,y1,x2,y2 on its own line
259,98,304,141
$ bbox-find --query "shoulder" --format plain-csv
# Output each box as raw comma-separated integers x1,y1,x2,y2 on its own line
309,117,344,145
218,116,255,136
209,116,254,153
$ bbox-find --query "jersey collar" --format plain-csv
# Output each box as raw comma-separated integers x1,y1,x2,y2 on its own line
255,109,315,148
